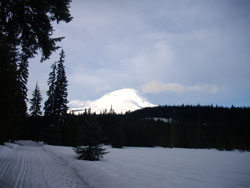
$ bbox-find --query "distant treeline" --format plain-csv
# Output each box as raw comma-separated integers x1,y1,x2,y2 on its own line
19,105,250,151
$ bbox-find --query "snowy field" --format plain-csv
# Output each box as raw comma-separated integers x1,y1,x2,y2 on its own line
0,141,250,188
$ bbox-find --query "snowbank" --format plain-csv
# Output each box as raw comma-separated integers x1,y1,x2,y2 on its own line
0,145,12,156
4,142,19,149
0,142,19,158
15,140,42,147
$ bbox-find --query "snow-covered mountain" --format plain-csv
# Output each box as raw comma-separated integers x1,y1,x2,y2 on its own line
69,88,156,114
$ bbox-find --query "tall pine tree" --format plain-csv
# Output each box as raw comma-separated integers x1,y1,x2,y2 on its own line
54,50,69,119
44,50,68,123
29,83,42,117
0,0,72,143
44,62,57,117
44,50,68,145
16,56,29,117
0,38,19,143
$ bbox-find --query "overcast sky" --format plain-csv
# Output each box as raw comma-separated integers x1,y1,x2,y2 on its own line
28,0,250,108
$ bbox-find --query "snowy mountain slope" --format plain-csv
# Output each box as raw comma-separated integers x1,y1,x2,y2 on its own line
69,88,156,114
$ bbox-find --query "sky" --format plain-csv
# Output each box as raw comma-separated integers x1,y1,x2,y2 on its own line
28,0,250,108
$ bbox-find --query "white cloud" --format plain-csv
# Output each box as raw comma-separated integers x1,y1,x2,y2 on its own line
120,41,174,80
141,82,185,94
187,84,219,94
141,81,219,94
68,100,92,108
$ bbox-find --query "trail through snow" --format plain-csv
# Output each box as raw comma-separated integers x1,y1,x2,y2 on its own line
0,142,88,188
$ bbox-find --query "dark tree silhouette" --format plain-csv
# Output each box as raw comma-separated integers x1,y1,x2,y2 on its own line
29,83,43,117
0,0,72,143
54,50,69,119
44,50,69,145
44,62,57,117
74,116,108,161
16,57,29,117
44,50,68,121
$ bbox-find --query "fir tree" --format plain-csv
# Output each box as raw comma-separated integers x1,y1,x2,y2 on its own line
74,118,108,161
0,39,19,143
0,0,72,143
54,50,69,118
44,50,68,121
29,83,42,117
44,50,68,145
44,62,57,117
16,56,29,117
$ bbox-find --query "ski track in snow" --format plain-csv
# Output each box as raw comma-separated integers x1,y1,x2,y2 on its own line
0,143,88,188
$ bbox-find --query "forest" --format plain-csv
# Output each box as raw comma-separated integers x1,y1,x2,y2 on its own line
3,105,249,151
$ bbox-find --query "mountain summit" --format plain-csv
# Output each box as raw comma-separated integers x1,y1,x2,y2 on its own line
69,88,156,114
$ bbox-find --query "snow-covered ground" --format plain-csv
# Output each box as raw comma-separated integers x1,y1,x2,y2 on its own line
1,141,250,188
0,141,88,188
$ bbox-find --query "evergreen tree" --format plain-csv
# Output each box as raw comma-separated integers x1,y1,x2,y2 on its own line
29,83,43,117
54,50,69,119
43,50,68,145
74,144,108,161
0,0,72,143
0,39,19,143
74,117,108,161
44,50,68,121
111,121,125,148
44,62,57,117
16,56,29,117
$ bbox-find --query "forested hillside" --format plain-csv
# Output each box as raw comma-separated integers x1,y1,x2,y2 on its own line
20,105,250,151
